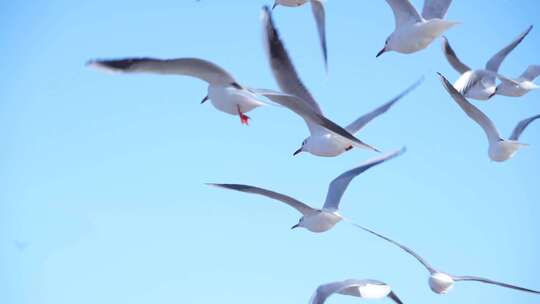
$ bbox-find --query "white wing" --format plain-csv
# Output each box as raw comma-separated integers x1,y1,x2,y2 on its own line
311,280,400,304
255,89,379,151
486,25,533,72
345,78,423,134
520,65,540,81
438,73,501,143
87,57,238,86
422,0,453,20
310,0,328,71
208,183,316,216
384,0,422,29
452,276,540,294
509,114,540,141
261,6,323,118
441,36,471,74
322,148,405,211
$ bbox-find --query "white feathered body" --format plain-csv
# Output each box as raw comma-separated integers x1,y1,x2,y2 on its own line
207,85,265,116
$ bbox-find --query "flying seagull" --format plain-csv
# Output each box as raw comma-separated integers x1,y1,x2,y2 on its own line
442,25,533,100
496,65,540,97
377,0,458,57
354,224,540,296
310,279,404,304
272,0,328,71
209,148,404,233
439,73,539,162
262,6,421,157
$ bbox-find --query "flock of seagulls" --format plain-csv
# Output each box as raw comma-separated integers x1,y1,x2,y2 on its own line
87,0,539,303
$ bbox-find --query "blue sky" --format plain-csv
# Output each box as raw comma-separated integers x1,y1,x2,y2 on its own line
1,1,539,303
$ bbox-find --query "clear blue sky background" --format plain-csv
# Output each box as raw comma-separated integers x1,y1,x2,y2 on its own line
1,1,539,303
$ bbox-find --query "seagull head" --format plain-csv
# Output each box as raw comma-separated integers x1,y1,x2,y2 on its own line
429,272,455,294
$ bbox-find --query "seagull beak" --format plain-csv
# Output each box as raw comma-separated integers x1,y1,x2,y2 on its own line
200,95,209,104
291,224,300,230
376,47,386,58
293,148,302,156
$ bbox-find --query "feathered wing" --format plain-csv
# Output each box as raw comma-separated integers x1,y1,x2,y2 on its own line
311,280,392,304
254,89,379,151
208,183,317,216
310,0,328,71
452,275,540,294
520,65,540,81
87,57,238,86
322,148,405,211
441,36,471,74
261,6,323,115
438,73,502,143
352,224,437,274
485,25,533,73
422,0,453,20
384,0,422,28
509,114,540,141
345,78,423,134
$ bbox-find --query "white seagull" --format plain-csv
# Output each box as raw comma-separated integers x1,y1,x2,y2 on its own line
310,279,404,304
88,58,375,148
496,65,540,97
209,148,404,233
439,73,540,162
272,0,328,70
262,6,421,157
355,224,540,296
442,25,533,100
376,0,458,57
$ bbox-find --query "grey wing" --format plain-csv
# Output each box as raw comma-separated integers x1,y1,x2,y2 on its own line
441,36,471,74
261,6,323,115
452,276,540,294
422,0,452,19
509,114,540,140
520,65,540,81
486,25,533,72
87,57,237,86
255,90,379,151
208,183,316,216
438,73,501,142
345,77,423,134
385,0,422,28
322,148,405,211
310,280,366,304
387,291,404,304
353,224,437,273
310,0,328,71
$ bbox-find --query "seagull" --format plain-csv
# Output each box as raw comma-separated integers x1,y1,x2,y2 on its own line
354,224,540,296
376,0,458,57
271,0,328,71
87,58,375,147
496,65,540,97
87,57,267,125
439,73,540,162
209,148,404,233
262,6,421,157
310,279,404,304
442,25,533,100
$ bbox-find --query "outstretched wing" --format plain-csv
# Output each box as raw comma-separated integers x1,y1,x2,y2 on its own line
345,78,423,134
520,65,540,81
384,0,422,29
87,57,238,86
509,114,540,141
322,148,405,211
208,183,316,216
422,0,453,20
311,0,328,71
438,73,501,143
452,275,540,294
441,36,471,74
486,25,533,72
261,6,323,115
